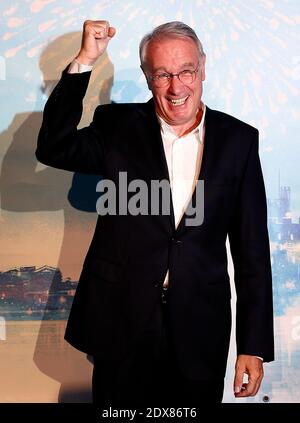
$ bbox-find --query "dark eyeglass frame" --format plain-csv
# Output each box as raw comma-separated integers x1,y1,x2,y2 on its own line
150,64,200,87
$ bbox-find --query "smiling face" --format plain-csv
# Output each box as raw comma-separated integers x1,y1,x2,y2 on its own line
142,36,206,135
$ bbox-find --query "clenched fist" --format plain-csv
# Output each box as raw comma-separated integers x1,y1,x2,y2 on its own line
75,20,116,65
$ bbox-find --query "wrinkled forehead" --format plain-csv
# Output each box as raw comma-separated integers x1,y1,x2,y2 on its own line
143,36,200,71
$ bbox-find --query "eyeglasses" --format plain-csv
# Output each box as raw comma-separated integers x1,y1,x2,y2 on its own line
150,65,199,88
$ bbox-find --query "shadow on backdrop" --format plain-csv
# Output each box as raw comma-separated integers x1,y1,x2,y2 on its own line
0,31,114,402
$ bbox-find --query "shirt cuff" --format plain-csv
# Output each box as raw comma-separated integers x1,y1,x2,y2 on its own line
256,356,263,361
68,59,94,74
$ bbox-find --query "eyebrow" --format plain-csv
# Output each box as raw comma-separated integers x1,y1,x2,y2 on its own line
152,62,197,73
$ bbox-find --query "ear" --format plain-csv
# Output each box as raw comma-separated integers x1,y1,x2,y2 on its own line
200,54,206,81
140,65,152,91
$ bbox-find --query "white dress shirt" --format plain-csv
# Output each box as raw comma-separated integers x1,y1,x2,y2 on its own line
158,106,206,287
68,59,94,74
159,107,206,228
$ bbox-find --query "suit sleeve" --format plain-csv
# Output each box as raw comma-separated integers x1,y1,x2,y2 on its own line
228,131,274,362
36,65,106,174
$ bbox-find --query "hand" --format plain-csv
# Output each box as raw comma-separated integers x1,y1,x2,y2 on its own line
234,354,264,398
76,20,116,66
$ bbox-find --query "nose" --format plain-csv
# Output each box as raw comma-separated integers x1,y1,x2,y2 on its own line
167,74,184,94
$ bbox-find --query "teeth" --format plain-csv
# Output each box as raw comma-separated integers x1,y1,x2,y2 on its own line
170,96,188,106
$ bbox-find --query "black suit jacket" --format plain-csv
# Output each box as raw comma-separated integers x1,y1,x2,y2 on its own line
36,67,274,381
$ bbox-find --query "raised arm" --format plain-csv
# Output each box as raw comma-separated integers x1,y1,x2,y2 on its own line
36,20,116,174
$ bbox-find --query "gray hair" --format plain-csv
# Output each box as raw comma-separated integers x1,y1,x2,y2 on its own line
139,21,205,68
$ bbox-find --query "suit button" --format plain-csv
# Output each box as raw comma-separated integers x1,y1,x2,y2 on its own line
171,237,183,245
153,281,162,288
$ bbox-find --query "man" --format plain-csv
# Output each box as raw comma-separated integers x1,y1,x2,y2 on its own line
36,20,274,405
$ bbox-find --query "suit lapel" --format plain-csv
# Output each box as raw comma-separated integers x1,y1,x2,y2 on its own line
140,99,175,229
176,106,217,235
139,101,218,234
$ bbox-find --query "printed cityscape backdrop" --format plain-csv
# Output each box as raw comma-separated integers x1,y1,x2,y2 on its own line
0,188,299,321
0,0,299,403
